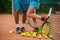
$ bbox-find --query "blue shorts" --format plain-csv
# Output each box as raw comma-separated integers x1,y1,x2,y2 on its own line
30,0,40,9
13,0,29,11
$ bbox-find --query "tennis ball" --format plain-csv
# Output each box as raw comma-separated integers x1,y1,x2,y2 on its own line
43,34,48,39
26,33,31,37
31,32,37,38
38,35,42,39
33,32,37,34
9,30,14,34
32,34,36,38
42,31,46,34
26,32,30,34
49,35,53,39
44,35,48,39
25,32,30,37
21,33,25,36
21,32,27,36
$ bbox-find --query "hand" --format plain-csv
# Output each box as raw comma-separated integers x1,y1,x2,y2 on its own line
41,16,48,21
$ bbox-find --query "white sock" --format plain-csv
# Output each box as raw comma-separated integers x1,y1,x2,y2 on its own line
16,24,19,28
21,23,25,27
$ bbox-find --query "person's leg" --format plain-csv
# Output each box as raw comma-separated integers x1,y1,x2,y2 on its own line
26,1,42,19
32,9,38,32
14,10,19,27
26,1,47,21
20,0,29,32
26,1,47,32
13,0,21,34
14,10,21,34
20,11,27,32
26,6,42,20
32,9,38,27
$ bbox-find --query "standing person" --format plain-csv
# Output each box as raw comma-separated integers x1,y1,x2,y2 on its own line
26,0,47,32
13,0,29,34
13,0,38,34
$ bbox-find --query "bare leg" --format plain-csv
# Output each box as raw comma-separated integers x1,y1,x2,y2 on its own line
26,6,48,32
26,6,43,32
32,9,38,32
14,10,21,34
26,6,42,20
21,11,27,32
32,9,38,27
22,11,26,24
14,10,19,24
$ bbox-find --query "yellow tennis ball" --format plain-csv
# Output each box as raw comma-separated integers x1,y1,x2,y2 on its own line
32,32,37,35
31,33,36,38
21,33,25,36
9,31,12,34
21,32,27,36
42,31,46,34
31,32,37,38
26,32,29,33
26,33,31,37
38,35,42,39
44,35,48,39
23,32,27,36
33,32,37,34
42,34,48,39
9,30,14,34
32,34,37,38
49,35,53,39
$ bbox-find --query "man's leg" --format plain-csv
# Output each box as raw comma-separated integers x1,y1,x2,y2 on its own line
20,11,27,32
13,0,23,34
20,0,29,32
14,10,19,24
14,10,21,34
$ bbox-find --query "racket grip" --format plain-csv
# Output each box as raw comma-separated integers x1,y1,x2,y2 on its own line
41,16,47,21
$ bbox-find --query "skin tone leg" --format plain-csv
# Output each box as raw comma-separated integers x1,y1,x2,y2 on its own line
14,10,26,26
14,10,19,24
32,9,38,27
27,9,38,27
22,11,27,24
26,6,47,32
32,18,37,27
26,6,42,20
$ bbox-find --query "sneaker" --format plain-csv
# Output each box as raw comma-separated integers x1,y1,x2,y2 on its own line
16,27,21,34
21,27,26,32
33,27,38,32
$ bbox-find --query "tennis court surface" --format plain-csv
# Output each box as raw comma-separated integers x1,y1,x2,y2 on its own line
0,14,60,40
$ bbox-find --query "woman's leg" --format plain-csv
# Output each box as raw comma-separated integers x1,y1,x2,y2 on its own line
32,9,38,27
26,6,42,20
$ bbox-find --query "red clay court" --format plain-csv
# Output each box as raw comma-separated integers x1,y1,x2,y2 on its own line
0,14,60,40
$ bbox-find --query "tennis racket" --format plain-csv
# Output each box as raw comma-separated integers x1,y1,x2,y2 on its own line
38,7,52,36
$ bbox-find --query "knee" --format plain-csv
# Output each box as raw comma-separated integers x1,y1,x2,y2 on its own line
26,12,34,17
26,13,30,17
14,10,20,14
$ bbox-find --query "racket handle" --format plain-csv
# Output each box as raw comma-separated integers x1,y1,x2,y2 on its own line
48,7,52,16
